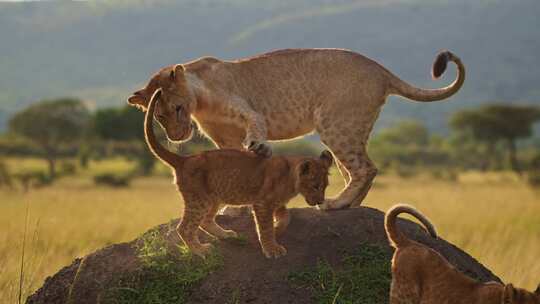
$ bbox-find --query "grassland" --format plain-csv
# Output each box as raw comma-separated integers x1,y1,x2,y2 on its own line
0,157,539,302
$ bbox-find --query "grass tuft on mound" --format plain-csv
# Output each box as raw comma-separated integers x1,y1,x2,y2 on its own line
103,228,222,304
288,243,392,304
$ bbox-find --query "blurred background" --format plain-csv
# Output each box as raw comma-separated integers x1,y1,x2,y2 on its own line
0,0,539,302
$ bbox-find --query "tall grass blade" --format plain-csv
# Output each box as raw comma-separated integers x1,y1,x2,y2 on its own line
18,201,30,304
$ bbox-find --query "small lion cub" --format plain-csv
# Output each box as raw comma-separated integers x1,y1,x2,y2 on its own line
145,89,332,258
385,204,540,304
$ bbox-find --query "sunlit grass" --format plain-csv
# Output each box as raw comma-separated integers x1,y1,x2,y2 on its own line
0,174,180,302
0,158,539,302
3,156,137,177
3,157,49,174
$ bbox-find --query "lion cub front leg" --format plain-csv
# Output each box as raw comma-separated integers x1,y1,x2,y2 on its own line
225,98,271,157
200,204,238,239
243,113,271,157
252,204,287,258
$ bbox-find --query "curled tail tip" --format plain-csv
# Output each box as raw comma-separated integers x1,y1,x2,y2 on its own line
385,203,411,247
388,203,415,212
395,203,438,240
432,50,453,79
427,224,438,239
385,203,438,245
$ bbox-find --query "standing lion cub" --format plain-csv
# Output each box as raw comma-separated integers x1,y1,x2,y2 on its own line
385,204,540,304
144,89,333,258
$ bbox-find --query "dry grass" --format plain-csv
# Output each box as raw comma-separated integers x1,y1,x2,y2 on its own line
0,160,539,302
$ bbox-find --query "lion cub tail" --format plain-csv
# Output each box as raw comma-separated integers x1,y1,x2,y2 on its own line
389,50,465,102
385,204,437,248
144,89,180,168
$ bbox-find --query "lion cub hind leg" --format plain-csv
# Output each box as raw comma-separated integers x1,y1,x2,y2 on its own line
390,275,421,304
200,204,238,239
177,199,214,258
319,141,377,210
273,206,290,236
252,204,287,258
336,158,352,185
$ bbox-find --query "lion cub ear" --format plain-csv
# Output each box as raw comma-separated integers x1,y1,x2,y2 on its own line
503,284,516,304
297,160,313,177
535,284,540,296
170,64,186,81
319,150,333,168
127,90,148,111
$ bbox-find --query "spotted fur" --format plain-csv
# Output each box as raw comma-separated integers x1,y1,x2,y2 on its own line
129,48,465,210
145,90,333,258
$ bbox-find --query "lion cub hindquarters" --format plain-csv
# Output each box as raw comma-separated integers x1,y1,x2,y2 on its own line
176,150,333,258
385,204,540,304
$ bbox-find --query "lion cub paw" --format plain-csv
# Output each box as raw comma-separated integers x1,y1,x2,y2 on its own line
262,244,287,259
247,141,272,158
192,243,214,258
318,198,351,211
221,229,238,239
219,205,252,217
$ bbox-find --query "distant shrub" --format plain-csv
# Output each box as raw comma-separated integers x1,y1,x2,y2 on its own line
395,167,417,178
33,171,53,187
527,172,540,188
13,170,53,192
78,145,91,169
0,135,42,156
389,162,417,178
526,153,540,188
529,153,540,170
134,152,156,176
446,170,458,182
59,161,77,176
93,173,132,187
430,167,458,182
430,168,443,179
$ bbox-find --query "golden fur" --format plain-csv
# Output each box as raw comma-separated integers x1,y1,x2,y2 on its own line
385,204,540,304
128,48,465,210
145,89,333,258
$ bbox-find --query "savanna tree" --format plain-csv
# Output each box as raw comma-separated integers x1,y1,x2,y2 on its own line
450,104,540,174
91,106,156,175
92,105,144,142
9,98,90,178
369,120,449,171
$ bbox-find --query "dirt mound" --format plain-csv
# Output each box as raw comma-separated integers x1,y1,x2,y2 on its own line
27,207,501,304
